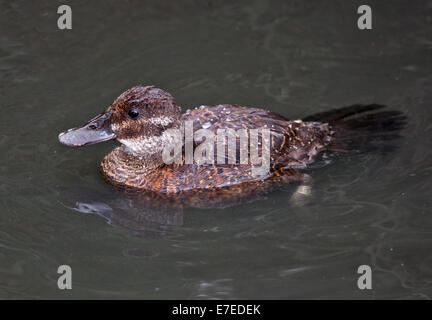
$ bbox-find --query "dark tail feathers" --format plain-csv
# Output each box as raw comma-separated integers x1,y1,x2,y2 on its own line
303,104,407,153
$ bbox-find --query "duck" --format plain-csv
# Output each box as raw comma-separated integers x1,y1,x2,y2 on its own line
58,85,406,206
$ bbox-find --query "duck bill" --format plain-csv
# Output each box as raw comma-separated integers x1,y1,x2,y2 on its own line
58,111,116,147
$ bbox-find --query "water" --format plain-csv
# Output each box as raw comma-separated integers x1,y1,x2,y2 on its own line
0,0,431,299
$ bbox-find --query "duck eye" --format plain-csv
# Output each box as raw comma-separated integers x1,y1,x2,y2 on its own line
128,109,139,119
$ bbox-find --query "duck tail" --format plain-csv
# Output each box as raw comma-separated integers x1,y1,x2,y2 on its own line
303,104,407,153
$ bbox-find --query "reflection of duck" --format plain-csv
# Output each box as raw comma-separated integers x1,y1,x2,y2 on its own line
59,186,183,236
58,86,406,205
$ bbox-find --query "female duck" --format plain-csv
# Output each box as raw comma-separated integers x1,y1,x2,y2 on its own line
58,86,405,197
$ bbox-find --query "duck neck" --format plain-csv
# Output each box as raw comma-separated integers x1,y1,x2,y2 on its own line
116,121,183,172
120,146,165,172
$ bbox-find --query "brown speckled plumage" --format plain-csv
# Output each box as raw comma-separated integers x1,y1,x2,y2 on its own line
100,103,331,192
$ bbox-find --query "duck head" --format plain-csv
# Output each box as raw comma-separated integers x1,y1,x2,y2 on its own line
58,86,182,155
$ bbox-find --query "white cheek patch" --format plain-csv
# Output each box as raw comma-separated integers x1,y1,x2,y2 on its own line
118,136,161,154
148,116,174,127
119,129,181,155
111,117,174,131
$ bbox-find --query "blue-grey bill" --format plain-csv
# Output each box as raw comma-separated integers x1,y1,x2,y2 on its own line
58,112,116,147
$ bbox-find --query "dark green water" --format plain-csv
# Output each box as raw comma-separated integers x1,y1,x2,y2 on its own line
0,0,431,299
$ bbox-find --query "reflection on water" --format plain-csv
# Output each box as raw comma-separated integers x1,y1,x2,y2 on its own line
0,0,431,299
59,187,184,237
